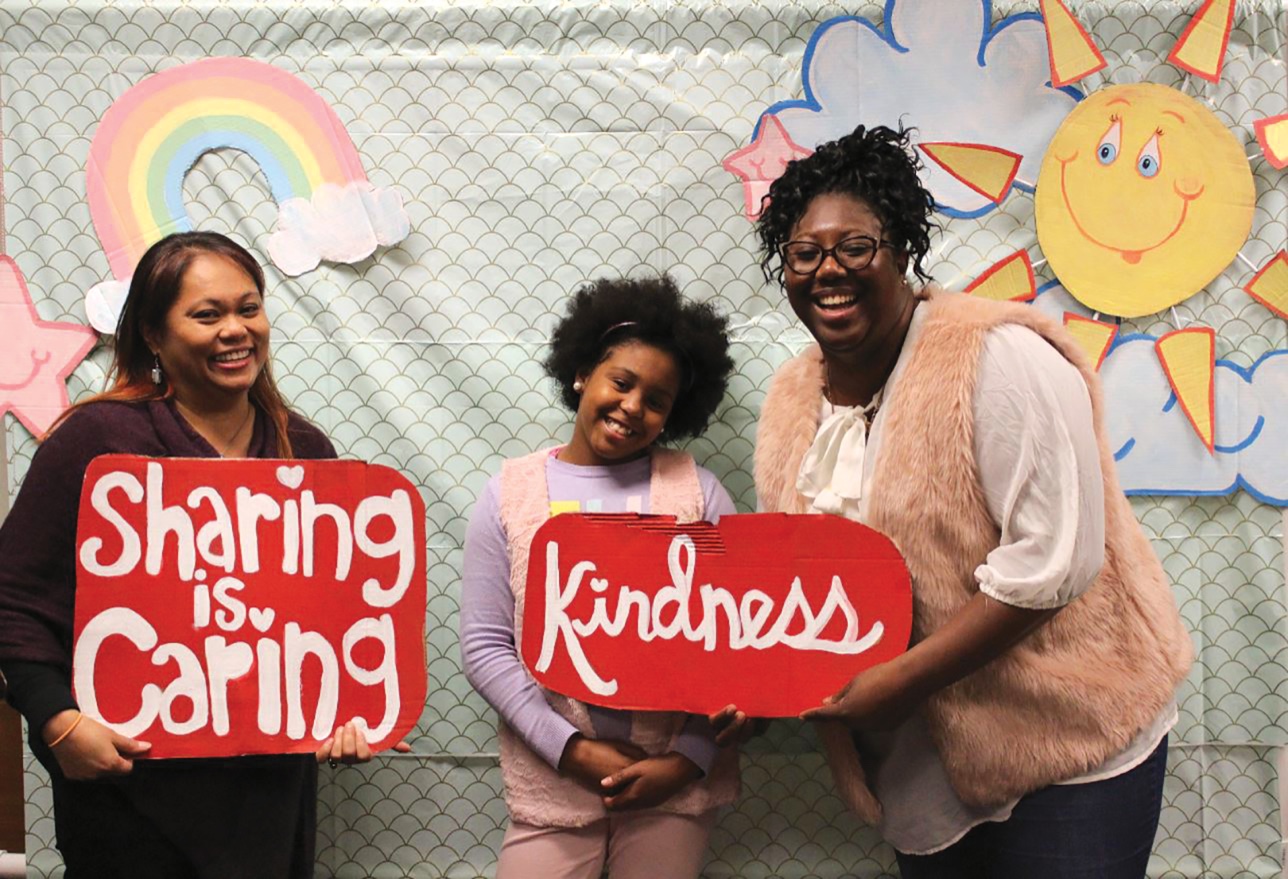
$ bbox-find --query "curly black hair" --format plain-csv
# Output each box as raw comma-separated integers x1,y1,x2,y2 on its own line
756,124,936,285
544,275,734,443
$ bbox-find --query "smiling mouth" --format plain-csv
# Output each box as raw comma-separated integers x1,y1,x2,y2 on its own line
603,415,637,439
213,349,253,365
1059,159,1198,262
816,291,859,309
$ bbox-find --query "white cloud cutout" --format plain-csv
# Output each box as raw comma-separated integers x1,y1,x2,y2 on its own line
1032,286,1288,505
85,277,130,334
773,0,1078,216
267,180,411,276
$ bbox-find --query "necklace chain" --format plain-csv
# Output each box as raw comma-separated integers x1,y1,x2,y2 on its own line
824,362,881,425
177,401,254,457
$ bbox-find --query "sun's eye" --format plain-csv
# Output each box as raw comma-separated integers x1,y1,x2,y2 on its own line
1097,117,1122,165
1136,133,1161,178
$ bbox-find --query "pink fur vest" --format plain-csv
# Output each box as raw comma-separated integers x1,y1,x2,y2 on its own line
497,446,741,827
755,288,1193,824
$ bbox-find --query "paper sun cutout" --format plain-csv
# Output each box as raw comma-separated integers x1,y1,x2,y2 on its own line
0,256,97,436
85,57,410,327
723,115,813,220
1154,328,1217,454
1038,0,1107,87
1168,0,1237,84
1253,113,1288,170
917,142,1021,204
964,250,1035,301
728,0,1079,218
1244,251,1288,320
1062,313,1117,371
1035,82,1254,318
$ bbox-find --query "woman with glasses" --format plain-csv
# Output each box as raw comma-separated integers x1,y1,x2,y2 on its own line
718,125,1191,878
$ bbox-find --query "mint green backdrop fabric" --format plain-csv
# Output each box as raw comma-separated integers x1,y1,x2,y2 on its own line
1,1,1283,876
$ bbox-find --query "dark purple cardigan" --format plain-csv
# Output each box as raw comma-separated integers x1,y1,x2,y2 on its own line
0,399,337,878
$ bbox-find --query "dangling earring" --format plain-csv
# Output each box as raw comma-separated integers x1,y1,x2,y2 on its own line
151,354,163,385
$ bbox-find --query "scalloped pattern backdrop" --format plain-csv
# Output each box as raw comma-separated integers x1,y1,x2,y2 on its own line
2,1,1285,876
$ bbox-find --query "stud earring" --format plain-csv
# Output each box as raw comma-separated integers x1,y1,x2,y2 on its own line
151,354,163,385
573,380,584,393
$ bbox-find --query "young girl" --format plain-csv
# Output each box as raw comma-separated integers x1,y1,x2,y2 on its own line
461,276,741,878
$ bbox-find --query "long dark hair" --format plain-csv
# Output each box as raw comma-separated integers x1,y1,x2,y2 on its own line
51,231,296,456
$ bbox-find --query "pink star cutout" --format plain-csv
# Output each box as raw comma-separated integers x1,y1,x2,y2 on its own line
0,256,97,435
723,115,814,220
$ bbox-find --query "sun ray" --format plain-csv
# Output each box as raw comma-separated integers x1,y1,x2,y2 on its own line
1168,0,1236,84
1038,0,1107,87
1062,313,1118,371
1244,251,1288,320
917,142,1022,204
964,250,1035,301
1155,327,1216,454
1253,113,1288,169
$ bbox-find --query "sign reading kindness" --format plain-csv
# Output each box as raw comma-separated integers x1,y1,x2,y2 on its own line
72,455,427,758
522,513,912,716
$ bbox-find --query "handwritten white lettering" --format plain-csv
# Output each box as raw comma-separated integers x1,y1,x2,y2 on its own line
536,535,885,696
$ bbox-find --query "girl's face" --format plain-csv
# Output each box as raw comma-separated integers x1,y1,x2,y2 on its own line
146,252,269,411
561,340,682,466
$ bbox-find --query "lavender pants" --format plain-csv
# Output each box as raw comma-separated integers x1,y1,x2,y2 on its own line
497,809,718,879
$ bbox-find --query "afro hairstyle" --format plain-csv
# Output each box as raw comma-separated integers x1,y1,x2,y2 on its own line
544,275,734,443
756,124,936,286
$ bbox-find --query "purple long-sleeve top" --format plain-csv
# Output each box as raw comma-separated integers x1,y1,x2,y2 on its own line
460,451,737,774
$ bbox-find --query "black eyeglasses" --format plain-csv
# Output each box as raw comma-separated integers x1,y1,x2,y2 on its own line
781,235,891,275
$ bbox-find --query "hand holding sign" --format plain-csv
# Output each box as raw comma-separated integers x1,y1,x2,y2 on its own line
73,456,428,759
42,708,151,781
522,512,913,717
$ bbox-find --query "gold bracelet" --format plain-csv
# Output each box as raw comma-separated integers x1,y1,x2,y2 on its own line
48,712,83,748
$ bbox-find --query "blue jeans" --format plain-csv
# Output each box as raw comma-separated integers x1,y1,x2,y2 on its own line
895,737,1168,879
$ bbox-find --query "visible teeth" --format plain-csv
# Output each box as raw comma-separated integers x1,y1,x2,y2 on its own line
214,350,250,363
605,417,634,437
818,294,857,307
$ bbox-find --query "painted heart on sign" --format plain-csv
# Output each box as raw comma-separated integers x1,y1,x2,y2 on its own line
522,512,913,717
275,464,305,489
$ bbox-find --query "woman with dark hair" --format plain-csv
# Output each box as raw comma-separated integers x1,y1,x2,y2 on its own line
460,275,741,878
718,125,1192,877
0,231,378,878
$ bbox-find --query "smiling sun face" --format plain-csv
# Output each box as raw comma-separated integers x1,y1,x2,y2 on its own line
1036,82,1254,319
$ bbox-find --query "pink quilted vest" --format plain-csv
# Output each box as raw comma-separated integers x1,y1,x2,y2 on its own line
754,287,1192,823
497,446,741,827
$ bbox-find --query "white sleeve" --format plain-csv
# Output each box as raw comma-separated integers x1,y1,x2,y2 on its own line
972,325,1106,609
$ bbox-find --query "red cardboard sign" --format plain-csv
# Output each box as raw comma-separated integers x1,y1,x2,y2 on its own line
73,455,427,758
522,513,913,717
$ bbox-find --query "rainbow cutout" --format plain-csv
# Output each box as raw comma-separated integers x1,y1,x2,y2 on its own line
965,250,1035,302
87,58,376,280
1168,0,1236,84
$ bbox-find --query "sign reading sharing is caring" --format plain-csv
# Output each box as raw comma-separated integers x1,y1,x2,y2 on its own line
72,455,427,758
522,513,913,717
